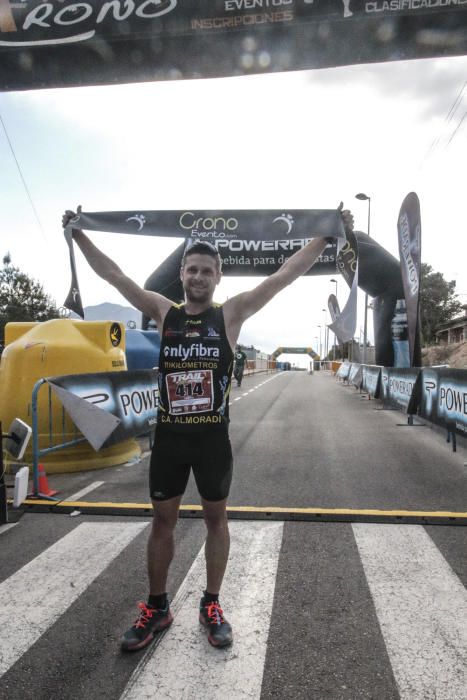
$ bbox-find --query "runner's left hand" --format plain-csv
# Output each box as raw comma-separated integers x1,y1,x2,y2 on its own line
338,201,354,234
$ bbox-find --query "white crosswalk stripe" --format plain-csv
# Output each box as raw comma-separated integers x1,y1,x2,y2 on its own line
0,521,148,677
122,521,283,700
0,518,466,699
353,524,467,700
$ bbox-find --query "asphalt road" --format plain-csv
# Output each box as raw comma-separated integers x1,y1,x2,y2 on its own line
1,370,466,700
35,368,467,512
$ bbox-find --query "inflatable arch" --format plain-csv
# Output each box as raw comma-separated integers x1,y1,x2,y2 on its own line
143,232,421,368
271,347,320,362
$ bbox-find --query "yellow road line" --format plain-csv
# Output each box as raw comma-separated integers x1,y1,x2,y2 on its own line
18,499,467,519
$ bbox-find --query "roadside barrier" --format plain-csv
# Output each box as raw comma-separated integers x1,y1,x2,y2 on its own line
29,369,158,498
244,360,276,376
30,378,87,499
335,361,467,450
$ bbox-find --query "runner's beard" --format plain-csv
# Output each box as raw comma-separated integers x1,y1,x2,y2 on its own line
185,284,211,304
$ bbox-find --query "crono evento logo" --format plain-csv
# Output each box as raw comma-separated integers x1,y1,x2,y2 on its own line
0,0,178,47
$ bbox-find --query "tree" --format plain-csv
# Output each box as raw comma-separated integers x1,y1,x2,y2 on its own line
419,263,462,345
0,253,59,343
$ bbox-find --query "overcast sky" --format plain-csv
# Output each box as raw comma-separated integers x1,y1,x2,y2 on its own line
1,54,466,365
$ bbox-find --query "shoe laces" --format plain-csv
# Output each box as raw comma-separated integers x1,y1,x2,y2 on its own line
205,601,225,625
134,602,157,629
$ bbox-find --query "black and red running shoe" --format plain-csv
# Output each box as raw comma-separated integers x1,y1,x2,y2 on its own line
199,599,233,648
121,601,173,652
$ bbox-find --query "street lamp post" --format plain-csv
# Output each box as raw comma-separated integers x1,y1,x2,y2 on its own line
321,308,328,360
355,192,371,364
317,325,322,360
330,278,338,360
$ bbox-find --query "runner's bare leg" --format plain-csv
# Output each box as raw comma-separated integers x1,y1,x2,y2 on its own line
202,497,230,594
148,495,182,594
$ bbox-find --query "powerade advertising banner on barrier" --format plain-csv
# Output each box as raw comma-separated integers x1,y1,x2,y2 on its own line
409,368,467,437
336,361,351,381
48,369,158,450
381,367,420,413
349,363,363,389
2,1,467,91
361,366,382,399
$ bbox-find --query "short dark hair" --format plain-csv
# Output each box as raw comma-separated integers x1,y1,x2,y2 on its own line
181,241,222,272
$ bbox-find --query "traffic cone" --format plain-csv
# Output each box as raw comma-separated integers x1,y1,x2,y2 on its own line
38,463,58,497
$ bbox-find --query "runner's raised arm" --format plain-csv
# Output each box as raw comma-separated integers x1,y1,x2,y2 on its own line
62,209,172,327
223,205,353,343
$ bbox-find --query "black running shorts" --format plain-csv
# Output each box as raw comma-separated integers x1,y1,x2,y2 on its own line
149,426,233,502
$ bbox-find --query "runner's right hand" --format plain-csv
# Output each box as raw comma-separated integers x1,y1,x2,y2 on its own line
62,205,81,229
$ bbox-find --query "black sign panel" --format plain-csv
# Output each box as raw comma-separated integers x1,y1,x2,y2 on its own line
349,363,363,388
217,238,337,277
48,369,158,450
1,1,467,91
381,367,420,412
361,365,382,398
63,229,85,319
67,208,345,243
336,361,351,380
410,368,467,437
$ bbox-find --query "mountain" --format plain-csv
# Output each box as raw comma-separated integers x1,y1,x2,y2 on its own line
70,303,142,328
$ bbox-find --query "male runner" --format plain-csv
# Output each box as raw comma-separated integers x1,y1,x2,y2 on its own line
233,345,247,387
62,204,353,650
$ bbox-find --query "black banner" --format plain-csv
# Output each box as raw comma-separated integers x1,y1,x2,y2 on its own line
349,363,363,388
409,367,467,437
329,230,359,344
67,208,345,243
2,2,467,91
48,369,158,450
336,360,351,380
216,238,337,277
63,229,85,319
361,365,382,398
381,367,420,412
63,208,344,312
397,192,422,367
328,293,340,324
337,231,358,290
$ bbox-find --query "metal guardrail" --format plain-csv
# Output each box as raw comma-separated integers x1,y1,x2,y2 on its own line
31,378,86,499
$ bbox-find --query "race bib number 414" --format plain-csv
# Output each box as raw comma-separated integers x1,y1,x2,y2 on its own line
166,370,214,415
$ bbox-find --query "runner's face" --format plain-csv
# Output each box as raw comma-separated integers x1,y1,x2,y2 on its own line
181,253,221,304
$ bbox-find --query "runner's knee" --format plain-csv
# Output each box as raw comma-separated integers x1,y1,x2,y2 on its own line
202,500,228,530
152,498,181,530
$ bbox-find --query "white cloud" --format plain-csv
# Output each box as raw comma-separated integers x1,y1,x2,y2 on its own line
1,55,466,350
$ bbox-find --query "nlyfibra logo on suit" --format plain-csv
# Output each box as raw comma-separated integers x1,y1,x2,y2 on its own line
164,344,220,360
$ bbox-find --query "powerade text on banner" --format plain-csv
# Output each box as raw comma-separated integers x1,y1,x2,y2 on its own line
381,368,420,412
48,369,158,450
409,368,467,437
